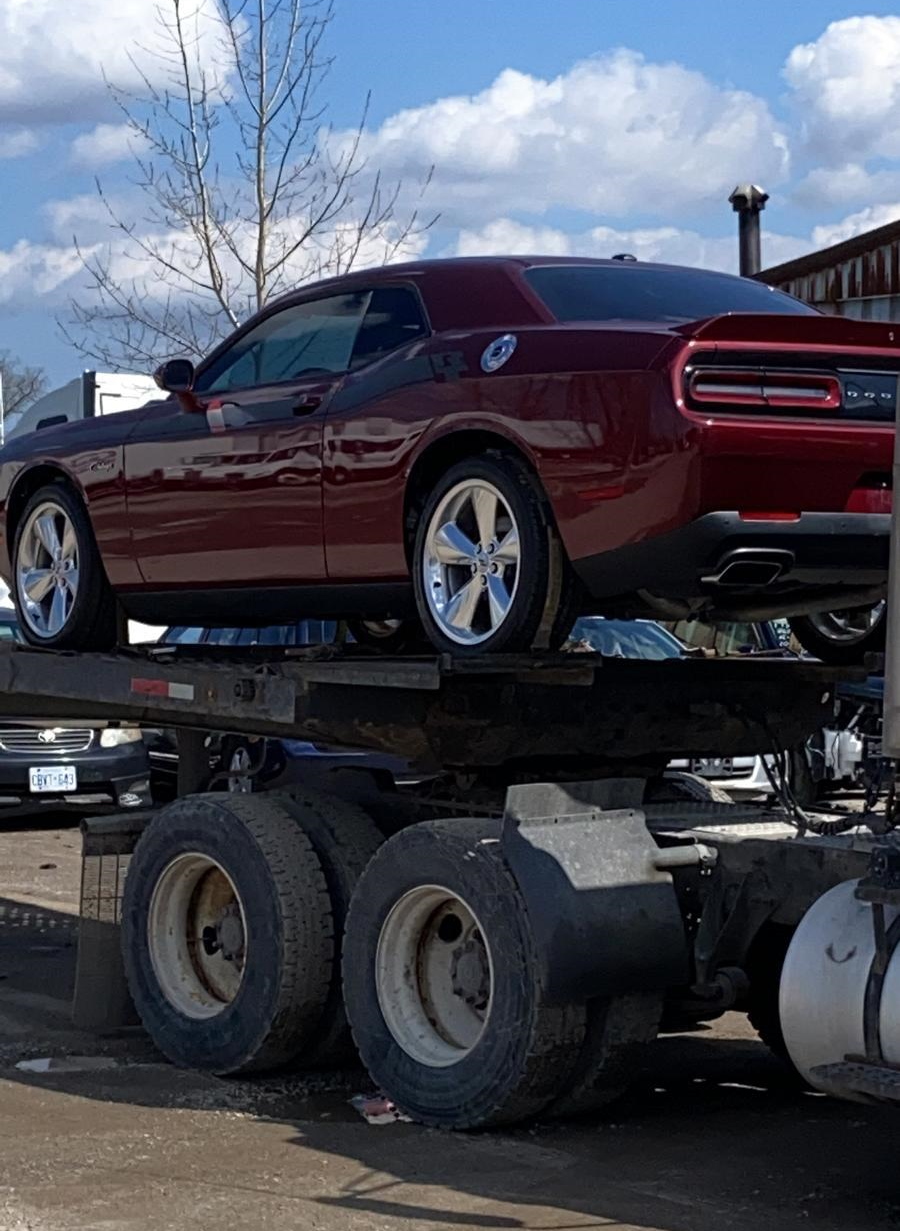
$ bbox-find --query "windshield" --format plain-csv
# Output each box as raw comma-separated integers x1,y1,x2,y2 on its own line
525,264,817,325
568,618,684,660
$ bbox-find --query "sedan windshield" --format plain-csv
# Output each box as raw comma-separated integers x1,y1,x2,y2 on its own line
525,264,817,325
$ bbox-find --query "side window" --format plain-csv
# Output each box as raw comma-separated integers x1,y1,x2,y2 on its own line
350,286,428,369
206,628,243,646
196,292,369,394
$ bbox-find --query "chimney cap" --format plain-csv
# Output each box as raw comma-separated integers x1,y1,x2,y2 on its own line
729,184,769,212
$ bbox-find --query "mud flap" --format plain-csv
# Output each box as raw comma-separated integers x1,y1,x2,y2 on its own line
500,781,689,1005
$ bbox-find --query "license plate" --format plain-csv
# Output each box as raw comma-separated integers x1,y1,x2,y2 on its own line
29,766,78,793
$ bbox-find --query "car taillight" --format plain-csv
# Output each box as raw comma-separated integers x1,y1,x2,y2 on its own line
686,368,841,411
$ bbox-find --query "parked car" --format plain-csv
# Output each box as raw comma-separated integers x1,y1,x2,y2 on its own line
0,608,152,816
0,256,893,661
151,621,414,799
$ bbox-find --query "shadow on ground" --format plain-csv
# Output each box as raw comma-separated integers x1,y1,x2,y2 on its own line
2,888,900,1230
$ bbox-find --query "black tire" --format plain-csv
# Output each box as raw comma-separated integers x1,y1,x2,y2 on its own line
342,818,586,1129
11,482,117,650
549,991,662,1117
121,793,333,1075
345,617,428,654
745,923,799,1072
277,788,384,1066
411,451,577,656
789,606,886,665
787,747,817,808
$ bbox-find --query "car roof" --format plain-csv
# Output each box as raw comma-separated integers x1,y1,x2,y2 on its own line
265,255,755,333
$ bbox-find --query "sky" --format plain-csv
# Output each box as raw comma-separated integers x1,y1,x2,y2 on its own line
4,0,900,386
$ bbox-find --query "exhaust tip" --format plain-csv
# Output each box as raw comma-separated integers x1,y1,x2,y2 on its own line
703,548,795,588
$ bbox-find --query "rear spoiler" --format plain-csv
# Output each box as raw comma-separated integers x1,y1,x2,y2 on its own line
674,313,900,351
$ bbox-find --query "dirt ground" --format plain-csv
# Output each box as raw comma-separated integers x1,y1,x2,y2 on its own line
1,816,899,1231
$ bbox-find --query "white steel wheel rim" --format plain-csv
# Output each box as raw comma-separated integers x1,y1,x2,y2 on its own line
148,853,247,1019
227,747,253,794
422,479,520,645
375,884,494,1067
16,500,80,639
807,602,886,644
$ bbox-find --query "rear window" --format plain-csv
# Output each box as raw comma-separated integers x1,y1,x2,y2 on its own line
525,264,817,325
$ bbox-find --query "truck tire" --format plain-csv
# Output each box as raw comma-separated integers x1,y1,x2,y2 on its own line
342,818,586,1129
548,991,663,1117
745,922,800,1074
277,788,384,1066
121,793,333,1075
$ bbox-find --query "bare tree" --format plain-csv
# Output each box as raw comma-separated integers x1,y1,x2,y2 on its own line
0,352,46,417
61,0,433,370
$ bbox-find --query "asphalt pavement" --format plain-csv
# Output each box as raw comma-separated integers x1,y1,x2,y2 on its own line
1,817,898,1231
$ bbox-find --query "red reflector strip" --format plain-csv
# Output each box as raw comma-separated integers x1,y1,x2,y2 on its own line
578,484,627,502
845,487,893,514
131,678,196,701
738,511,801,522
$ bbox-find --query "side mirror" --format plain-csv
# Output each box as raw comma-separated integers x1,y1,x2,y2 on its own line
153,358,196,394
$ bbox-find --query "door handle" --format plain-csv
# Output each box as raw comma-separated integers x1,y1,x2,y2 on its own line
293,395,322,415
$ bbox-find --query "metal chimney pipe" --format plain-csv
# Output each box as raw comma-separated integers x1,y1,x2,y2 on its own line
729,184,769,277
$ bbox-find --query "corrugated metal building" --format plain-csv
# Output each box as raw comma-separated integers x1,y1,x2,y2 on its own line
758,218,900,321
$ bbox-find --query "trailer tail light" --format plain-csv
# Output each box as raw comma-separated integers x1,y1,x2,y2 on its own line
686,368,841,412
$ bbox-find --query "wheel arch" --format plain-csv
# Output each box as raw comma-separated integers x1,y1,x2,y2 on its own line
6,463,84,544
402,428,548,563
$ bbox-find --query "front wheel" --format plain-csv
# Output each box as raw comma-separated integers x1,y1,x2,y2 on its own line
411,453,576,656
789,603,886,665
12,482,117,650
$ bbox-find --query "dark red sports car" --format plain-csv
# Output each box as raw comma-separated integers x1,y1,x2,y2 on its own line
0,256,894,659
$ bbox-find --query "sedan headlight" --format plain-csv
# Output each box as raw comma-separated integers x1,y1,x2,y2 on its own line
100,727,144,748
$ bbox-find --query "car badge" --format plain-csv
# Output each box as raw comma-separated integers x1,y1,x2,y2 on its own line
480,334,517,373
38,729,57,743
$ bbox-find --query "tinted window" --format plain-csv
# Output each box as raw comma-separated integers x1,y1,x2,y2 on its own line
206,627,244,646
350,287,428,369
197,293,368,393
525,265,817,325
0,619,20,641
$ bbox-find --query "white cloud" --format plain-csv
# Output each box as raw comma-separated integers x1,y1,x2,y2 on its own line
0,128,37,158
70,123,145,168
455,218,810,276
811,204,900,251
330,52,790,226
0,0,230,125
792,163,900,211
785,16,900,164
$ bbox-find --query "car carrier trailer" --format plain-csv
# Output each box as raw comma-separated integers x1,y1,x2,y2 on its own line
0,636,896,1128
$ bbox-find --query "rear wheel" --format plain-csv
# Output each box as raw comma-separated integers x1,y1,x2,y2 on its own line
122,793,333,1074
342,818,586,1128
411,453,576,656
346,618,426,654
789,603,886,665
12,483,117,650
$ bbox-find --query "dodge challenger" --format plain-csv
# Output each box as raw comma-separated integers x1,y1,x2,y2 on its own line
0,256,894,659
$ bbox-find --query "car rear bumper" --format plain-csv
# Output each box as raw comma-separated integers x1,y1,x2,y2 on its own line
572,510,889,618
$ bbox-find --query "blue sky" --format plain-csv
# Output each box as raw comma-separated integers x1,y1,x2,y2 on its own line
3,0,900,386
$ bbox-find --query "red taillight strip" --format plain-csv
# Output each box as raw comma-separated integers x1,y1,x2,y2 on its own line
687,368,841,410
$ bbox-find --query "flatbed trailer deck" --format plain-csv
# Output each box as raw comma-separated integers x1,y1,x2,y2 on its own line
2,640,897,1129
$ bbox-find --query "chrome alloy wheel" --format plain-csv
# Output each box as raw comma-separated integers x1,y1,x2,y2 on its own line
148,853,247,1019
375,885,493,1067
807,601,886,644
422,480,520,645
16,500,80,639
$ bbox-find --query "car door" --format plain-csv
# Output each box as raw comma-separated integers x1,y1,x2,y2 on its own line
123,291,369,587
